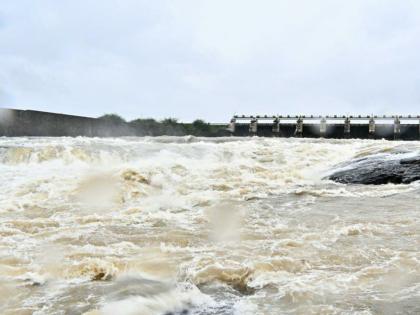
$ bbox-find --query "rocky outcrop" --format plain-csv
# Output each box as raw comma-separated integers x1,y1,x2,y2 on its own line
328,154,420,185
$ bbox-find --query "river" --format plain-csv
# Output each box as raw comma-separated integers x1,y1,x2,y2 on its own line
0,137,419,315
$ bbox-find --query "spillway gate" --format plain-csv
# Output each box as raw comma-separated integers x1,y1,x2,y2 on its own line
227,115,420,140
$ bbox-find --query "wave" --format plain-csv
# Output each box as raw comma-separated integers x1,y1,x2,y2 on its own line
1,137,420,314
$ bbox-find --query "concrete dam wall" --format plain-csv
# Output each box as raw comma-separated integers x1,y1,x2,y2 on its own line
228,115,420,140
0,109,135,137
2,109,420,140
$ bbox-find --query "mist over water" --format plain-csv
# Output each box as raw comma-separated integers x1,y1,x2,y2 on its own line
0,137,419,315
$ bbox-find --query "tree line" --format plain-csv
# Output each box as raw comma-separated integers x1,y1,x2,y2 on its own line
98,114,227,137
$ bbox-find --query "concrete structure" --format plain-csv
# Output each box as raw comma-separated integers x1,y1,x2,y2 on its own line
295,117,303,137
344,117,351,137
229,115,420,140
249,117,258,135
0,108,135,137
394,116,401,140
0,108,229,137
2,109,419,140
320,117,327,137
227,117,236,133
272,117,280,135
368,117,375,138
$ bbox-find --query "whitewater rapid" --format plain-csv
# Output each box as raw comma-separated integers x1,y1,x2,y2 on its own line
0,137,419,315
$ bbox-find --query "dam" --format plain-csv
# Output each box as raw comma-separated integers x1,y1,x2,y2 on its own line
228,115,420,140
0,108,135,137
1,108,420,140
0,108,227,137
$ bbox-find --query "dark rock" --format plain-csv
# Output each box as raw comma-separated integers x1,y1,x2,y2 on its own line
163,311,189,315
327,154,420,185
400,157,420,165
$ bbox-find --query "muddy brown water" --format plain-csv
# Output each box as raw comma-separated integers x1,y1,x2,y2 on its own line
0,137,419,314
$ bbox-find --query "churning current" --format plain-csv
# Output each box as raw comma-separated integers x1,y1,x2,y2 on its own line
0,137,419,315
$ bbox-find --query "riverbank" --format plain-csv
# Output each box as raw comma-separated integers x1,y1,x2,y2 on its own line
0,109,228,137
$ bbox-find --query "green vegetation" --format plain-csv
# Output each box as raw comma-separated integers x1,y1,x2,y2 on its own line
98,114,126,124
99,114,227,137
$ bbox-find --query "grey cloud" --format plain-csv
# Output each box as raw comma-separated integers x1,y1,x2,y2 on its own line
0,0,419,121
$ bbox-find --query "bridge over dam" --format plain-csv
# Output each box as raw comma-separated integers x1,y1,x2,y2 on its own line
228,115,420,140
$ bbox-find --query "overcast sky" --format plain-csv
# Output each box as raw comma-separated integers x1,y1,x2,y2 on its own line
0,0,419,122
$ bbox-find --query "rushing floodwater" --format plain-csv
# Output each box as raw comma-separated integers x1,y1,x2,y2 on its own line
0,137,419,315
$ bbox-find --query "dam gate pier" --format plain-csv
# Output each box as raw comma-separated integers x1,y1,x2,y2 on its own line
227,115,420,140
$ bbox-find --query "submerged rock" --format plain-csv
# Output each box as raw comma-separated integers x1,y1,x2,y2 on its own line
328,154,420,185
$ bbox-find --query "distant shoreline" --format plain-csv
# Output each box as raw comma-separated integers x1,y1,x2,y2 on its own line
2,108,420,140
0,108,228,137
